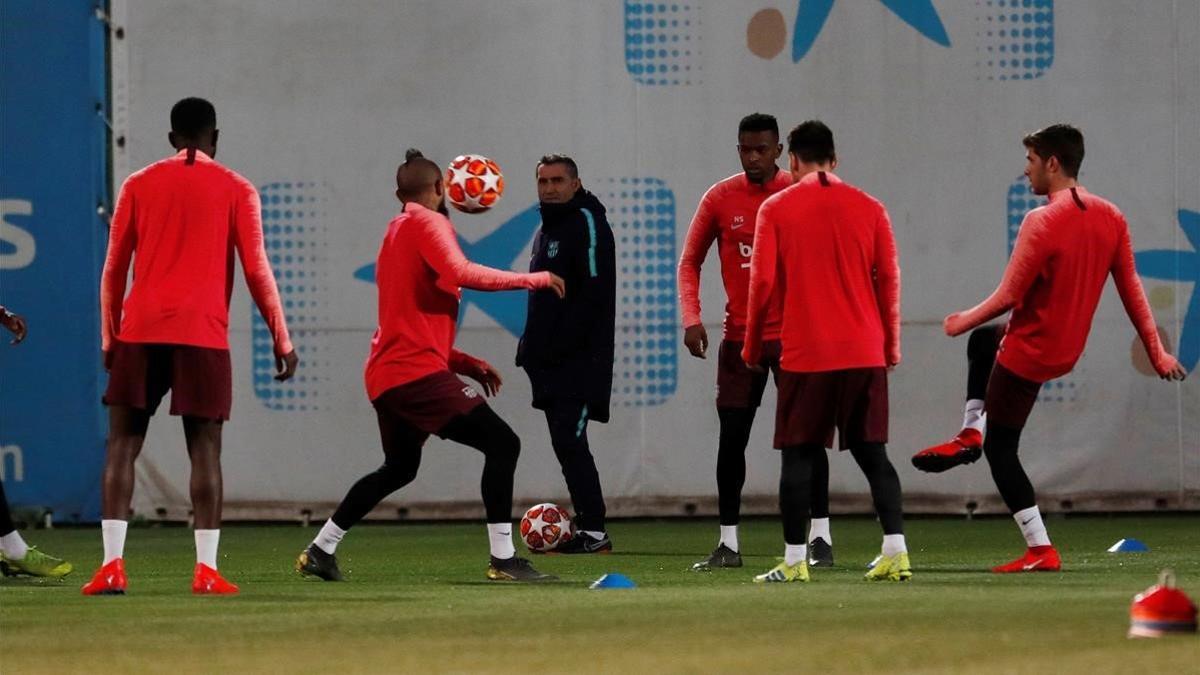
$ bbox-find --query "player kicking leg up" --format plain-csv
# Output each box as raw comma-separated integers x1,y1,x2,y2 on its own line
911,324,1002,472
296,150,564,582
930,125,1184,572
83,99,298,596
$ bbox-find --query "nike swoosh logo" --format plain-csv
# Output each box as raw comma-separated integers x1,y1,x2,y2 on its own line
731,222,745,230
1022,559,1043,570
1020,518,1035,526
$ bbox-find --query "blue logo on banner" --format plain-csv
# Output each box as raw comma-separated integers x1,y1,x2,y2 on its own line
354,179,679,408
791,0,950,62
1135,209,1200,373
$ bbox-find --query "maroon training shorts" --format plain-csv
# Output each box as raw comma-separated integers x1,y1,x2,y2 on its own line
371,370,485,436
103,340,233,421
774,367,888,450
984,362,1043,429
716,339,782,408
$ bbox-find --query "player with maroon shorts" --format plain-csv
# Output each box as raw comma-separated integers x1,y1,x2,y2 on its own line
743,120,909,583
912,124,1185,573
679,114,837,570
84,98,298,596
295,150,565,583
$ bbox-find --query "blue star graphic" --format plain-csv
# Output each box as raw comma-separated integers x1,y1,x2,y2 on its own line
1135,209,1200,372
354,204,541,337
792,0,951,62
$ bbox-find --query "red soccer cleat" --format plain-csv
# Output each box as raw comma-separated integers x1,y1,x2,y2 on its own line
192,563,239,595
992,545,1062,573
911,428,984,473
81,558,128,595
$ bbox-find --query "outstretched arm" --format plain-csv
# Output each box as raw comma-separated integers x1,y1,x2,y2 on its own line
944,213,1050,337
1111,217,1185,380
418,216,560,295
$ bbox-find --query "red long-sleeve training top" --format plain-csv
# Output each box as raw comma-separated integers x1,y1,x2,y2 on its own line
364,202,553,400
946,186,1173,382
678,170,792,341
100,149,292,356
742,171,901,372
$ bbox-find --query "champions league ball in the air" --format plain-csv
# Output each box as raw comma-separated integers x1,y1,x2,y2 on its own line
520,502,574,553
445,154,504,213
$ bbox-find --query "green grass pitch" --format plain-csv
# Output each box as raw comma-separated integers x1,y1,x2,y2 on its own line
2,515,1197,673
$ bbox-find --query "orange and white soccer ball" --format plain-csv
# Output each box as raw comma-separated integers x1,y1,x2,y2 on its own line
444,154,504,213
520,502,574,552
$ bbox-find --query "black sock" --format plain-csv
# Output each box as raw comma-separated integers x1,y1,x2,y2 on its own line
849,443,904,535
441,406,522,524
716,407,756,525
983,423,1036,512
967,325,1003,401
0,480,15,537
780,444,821,545
809,446,830,521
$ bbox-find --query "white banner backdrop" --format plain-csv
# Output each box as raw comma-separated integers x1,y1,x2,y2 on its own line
112,0,1198,520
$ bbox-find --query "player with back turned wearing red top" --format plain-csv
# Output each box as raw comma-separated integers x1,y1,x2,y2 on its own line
742,120,910,584
84,98,298,596
912,124,1186,573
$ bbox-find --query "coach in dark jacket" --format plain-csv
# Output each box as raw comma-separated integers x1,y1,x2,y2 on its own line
516,154,616,553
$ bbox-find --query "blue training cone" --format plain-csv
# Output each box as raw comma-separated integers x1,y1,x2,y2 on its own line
1108,538,1150,553
590,573,637,589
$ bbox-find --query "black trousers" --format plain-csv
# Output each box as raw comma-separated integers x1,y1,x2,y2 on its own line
0,480,14,537
544,399,607,533
779,443,903,545
330,405,521,529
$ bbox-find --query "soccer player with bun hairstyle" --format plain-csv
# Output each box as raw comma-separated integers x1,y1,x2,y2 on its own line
295,149,565,583
743,120,909,584
913,124,1185,573
679,113,838,570
84,98,298,595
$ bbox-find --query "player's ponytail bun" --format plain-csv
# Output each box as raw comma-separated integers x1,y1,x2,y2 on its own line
405,148,425,162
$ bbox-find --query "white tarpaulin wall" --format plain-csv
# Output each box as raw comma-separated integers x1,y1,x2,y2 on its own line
112,0,1199,520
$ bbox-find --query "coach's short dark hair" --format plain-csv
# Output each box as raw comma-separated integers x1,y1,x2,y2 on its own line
1023,124,1084,178
170,97,216,140
738,113,779,138
787,120,835,164
537,154,578,179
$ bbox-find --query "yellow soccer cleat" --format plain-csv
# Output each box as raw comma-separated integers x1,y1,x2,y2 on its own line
865,552,912,582
753,559,809,583
0,547,73,579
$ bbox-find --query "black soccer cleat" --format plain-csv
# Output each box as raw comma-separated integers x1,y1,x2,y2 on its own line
549,532,613,555
486,556,557,582
295,543,344,581
808,537,835,568
692,543,743,570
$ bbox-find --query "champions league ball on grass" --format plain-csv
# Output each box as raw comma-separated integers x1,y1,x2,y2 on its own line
520,503,574,553
445,154,504,213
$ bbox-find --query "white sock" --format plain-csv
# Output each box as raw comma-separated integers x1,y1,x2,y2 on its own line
963,399,986,433
487,523,516,560
581,530,606,541
0,530,29,560
102,519,128,564
194,529,220,569
784,543,807,567
1013,506,1051,547
808,518,831,544
719,525,739,552
882,534,907,556
313,519,347,555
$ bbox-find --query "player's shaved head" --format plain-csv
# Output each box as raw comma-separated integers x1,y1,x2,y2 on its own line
396,149,443,200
